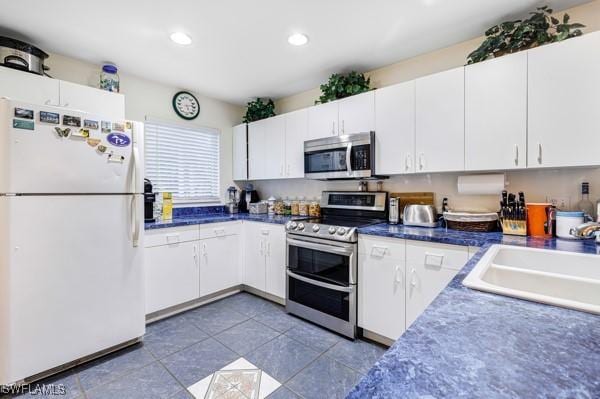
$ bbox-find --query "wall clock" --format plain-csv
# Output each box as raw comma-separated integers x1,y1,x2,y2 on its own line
172,91,200,120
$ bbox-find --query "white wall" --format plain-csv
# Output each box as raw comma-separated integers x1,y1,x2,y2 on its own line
250,169,600,212
46,53,244,204
252,0,600,212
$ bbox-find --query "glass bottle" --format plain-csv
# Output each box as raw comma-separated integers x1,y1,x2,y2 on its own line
576,182,595,220
283,197,292,216
99,64,120,93
291,197,300,216
298,196,308,216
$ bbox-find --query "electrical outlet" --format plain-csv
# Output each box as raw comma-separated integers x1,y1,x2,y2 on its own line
546,196,570,210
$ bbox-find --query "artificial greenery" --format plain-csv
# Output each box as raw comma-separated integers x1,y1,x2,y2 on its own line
316,71,371,104
467,6,585,64
243,98,276,123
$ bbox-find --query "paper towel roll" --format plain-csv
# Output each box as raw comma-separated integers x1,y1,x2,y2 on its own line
457,174,505,195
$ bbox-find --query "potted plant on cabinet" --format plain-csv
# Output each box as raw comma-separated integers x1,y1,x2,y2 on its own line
316,71,371,104
243,98,276,123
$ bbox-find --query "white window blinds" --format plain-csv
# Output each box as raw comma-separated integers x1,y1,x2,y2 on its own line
145,119,220,203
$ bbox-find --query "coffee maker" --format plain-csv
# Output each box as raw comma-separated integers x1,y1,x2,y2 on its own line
144,178,156,223
239,183,259,213
226,186,239,214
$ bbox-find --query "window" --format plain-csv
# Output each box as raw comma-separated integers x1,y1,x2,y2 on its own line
145,119,220,203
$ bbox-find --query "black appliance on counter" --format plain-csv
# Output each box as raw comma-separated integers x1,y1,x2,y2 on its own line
144,178,156,223
238,183,259,213
0,36,50,76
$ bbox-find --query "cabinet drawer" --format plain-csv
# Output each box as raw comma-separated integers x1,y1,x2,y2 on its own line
144,225,200,248
200,221,241,239
406,240,468,271
358,235,405,260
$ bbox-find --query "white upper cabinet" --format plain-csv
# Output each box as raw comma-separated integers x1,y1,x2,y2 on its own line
337,91,375,135
232,124,247,180
247,118,268,180
415,66,465,173
307,100,338,140
263,115,286,179
528,32,600,168
58,80,125,120
0,66,59,106
0,67,124,120
465,52,527,171
375,81,415,175
284,109,308,178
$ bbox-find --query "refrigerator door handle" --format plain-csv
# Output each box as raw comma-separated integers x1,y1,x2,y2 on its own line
131,195,140,247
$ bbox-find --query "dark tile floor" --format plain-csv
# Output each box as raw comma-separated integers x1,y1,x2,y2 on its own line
11,292,388,399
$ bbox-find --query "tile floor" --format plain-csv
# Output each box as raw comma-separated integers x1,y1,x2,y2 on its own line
10,292,388,399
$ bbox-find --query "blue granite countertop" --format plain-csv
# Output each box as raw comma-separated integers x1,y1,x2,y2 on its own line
145,212,302,230
349,226,600,398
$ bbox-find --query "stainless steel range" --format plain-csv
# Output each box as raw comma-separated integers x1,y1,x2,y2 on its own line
285,191,387,338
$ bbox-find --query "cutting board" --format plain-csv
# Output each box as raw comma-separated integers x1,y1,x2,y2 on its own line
390,192,435,214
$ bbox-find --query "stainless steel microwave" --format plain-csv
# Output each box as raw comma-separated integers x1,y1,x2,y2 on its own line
304,132,384,180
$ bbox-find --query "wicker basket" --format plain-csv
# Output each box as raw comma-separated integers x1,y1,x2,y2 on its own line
443,211,499,232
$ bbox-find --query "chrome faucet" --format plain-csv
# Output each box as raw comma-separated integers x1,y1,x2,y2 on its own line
570,222,600,243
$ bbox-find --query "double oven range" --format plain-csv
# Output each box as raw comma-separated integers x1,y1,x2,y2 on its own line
285,191,388,338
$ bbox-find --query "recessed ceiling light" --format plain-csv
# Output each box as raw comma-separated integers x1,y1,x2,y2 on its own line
288,33,309,46
170,32,192,45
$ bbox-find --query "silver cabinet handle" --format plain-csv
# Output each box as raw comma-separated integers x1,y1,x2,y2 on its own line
537,143,542,164
260,240,264,256
514,144,519,166
341,120,345,135
287,270,353,292
410,268,417,287
370,245,388,257
280,164,284,176
332,121,336,136
405,154,412,171
419,153,425,170
193,244,199,268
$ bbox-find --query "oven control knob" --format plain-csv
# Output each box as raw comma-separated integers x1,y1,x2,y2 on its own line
290,222,298,230
286,221,296,230
312,225,320,232
328,226,336,235
337,227,347,235
297,223,305,231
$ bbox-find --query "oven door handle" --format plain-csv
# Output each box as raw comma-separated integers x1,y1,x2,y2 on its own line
287,270,354,293
286,237,354,256
346,142,353,176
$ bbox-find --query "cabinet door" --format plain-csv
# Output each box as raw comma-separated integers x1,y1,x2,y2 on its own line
338,91,375,135
263,115,286,179
405,241,466,328
285,109,308,178
232,124,247,180
59,80,125,120
0,66,59,105
528,32,600,168
144,241,200,314
307,101,338,140
265,224,286,299
465,52,527,171
358,254,406,340
374,81,415,174
247,119,267,179
200,234,241,296
243,223,266,291
415,67,465,173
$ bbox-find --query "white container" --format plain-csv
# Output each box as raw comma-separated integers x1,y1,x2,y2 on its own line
556,211,585,239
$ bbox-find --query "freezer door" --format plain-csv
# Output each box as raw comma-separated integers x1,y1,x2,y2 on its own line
0,99,142,194
0,195,144,385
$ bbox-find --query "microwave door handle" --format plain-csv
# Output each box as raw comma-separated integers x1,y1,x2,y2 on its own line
346,142,353,176
287,270,353,292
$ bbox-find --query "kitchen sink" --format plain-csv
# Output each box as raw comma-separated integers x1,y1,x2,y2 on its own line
463,245,600,314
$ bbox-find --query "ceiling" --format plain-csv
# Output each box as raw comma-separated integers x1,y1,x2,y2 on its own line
0,0,589,105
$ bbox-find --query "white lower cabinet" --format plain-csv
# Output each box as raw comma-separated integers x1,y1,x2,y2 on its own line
242,222,286,298
358,236,406,340
358,235,468,341
199,222,242,297
144,226,201,314
405,241,467,328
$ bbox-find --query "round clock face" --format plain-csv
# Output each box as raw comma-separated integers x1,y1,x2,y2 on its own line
173,91,200,120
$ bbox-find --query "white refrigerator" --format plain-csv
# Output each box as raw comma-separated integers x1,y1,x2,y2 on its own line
0,98,145,385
